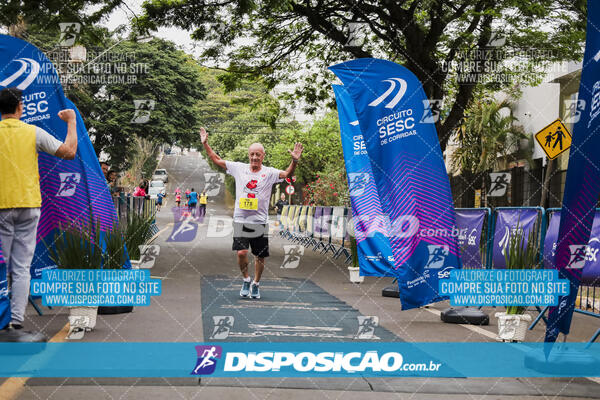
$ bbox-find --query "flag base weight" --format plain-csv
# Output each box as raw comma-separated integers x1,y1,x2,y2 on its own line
98,306,134,315
382,284,399,298
441,307,489,325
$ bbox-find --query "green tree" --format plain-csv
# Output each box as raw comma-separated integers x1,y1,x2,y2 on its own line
196,68,285,164
0,0,120,38
67,37,207,170
269,112,344,185
140,0,586,151
451,96,529,173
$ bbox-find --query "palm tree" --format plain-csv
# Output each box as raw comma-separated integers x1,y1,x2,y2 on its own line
452,97,530,174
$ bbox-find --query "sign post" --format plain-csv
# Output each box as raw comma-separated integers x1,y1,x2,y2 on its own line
285,184,295,205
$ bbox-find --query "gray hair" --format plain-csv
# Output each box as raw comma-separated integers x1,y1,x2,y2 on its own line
248,143,265,154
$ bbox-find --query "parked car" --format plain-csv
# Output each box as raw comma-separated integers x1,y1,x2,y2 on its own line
152,169,168,183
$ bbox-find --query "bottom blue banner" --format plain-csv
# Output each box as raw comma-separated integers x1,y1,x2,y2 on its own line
1,342,599,378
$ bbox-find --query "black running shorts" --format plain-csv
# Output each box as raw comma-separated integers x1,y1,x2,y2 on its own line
232,222,269,258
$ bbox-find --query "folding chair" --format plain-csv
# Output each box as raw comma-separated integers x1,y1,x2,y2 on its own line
307,206,323,249
279,205,289,237
283,206,297,239
292,206,308,243
316,207,333,253
299,207,315,246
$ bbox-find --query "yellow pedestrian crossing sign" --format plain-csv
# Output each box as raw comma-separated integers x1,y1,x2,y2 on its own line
534,119,572,160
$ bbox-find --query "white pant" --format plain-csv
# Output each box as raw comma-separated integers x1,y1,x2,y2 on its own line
0,208,41,324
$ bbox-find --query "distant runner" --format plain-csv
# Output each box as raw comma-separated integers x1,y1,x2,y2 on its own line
185,188,191,206
199,190,208,218
200,127,303,299
156,192,165,212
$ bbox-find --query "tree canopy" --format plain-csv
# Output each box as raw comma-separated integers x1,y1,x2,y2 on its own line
140,0,587,151
68,38,207,169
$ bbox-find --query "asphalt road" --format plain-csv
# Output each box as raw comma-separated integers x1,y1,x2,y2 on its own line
5,152,600,400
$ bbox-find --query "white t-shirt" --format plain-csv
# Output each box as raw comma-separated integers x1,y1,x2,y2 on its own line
36,127,63,155
226,161,284,224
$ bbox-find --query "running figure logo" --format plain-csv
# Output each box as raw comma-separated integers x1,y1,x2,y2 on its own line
348,173,369,196
564,99,585,124
167,208,198,242
425,245,449,269
139,245,160,268
355,316,379,339
56,172,81,197
58,22,81,46
131,99,155,124
191,345,222,375
567,245,588,269
486,30,506,47
487,172,511,197
281,245,304,269
209,316,234,339
420,99,443,124
204,173,224,197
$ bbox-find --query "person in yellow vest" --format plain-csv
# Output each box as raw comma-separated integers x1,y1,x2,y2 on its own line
0,87,77,342
199,190,208,218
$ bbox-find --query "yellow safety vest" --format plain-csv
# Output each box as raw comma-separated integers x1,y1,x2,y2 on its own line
200,194,207,204
0,119,42,209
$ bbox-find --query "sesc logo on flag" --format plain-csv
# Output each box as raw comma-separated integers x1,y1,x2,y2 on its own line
0,58,40,90
368,78,407,108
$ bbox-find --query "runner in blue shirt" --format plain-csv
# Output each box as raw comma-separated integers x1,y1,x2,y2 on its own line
156,192,165,212
188,188,198,217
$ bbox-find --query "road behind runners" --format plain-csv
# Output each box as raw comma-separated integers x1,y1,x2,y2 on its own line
11,151,600,400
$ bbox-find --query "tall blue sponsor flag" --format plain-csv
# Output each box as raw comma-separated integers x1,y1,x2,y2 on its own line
0,35,124,288
329,59,462,309
545,0,600,345
332,84,395,277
